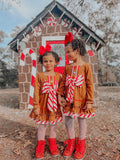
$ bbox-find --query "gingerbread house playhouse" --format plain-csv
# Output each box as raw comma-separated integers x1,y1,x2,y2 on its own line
9,0,105,109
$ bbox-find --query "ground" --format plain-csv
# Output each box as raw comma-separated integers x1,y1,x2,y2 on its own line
0,87,120,160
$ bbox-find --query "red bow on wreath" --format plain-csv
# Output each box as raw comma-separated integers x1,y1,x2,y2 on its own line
39,44,51,56
65,32,73,46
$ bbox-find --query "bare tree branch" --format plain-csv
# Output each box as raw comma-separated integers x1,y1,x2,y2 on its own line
0,31,8,43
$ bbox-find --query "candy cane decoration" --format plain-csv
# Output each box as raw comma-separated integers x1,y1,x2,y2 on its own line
61,18,70,27
47,17,57,26
20,48,37,109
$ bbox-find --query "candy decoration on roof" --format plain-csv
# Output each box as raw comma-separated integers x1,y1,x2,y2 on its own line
32,26,42,37
48,17,57,26
20,48,37,109
88,50,94,56
22,34,30,43
72,27,81,37
61,18,70,27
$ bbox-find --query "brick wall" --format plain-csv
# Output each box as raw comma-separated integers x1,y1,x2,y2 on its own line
18,16,99,109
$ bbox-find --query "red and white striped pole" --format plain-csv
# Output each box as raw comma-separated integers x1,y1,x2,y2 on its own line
20,48,37,109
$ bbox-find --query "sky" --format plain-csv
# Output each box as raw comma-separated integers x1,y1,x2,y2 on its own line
0,0,63,48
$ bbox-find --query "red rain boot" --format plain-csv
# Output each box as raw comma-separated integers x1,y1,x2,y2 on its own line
74,139,85,160
48,138,59,156
63,139,75,157
35,140,45,159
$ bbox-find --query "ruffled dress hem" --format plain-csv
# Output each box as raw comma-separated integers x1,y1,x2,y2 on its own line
63,111,95,118
30,116,63,125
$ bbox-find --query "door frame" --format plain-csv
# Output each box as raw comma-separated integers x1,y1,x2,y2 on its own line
42,36,68,74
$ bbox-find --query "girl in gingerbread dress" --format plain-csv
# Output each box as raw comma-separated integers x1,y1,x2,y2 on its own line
30,44,63,159
58,32,95,160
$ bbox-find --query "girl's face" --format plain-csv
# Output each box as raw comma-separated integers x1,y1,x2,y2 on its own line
66,45,78,62
42,54,57,72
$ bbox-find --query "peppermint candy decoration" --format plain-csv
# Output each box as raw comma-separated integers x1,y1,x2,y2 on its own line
61,18,70,27
48,17,57,26
72,27,81,37
32,26,42,37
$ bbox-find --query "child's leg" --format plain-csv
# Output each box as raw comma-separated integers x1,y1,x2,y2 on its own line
63,116,75,157
48,124,59,156
78,117,87,139
38,124,47,140
36,124,47,159
49,124,56,138
74,118,87,159
65,116,75,139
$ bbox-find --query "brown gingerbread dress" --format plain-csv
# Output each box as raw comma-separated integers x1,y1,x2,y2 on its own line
29,72,62,125
58,63,95,118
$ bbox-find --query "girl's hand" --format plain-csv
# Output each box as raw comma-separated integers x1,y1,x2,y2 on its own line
58,95,66,107
82,103,92,111
33,108,40,116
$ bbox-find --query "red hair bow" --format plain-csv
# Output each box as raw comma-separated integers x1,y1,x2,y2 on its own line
65,32,73,46
39,44,51,56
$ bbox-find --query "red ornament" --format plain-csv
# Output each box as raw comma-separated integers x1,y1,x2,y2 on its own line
88,50,94,56
48,17,57,26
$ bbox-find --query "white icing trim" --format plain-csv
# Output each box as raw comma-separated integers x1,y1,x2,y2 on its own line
42,36,64,46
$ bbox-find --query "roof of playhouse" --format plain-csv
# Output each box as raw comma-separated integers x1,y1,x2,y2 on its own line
8,0,105,52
